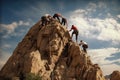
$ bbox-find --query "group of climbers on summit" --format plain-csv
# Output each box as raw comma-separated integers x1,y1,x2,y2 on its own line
41,13,67,27
40,13,88,53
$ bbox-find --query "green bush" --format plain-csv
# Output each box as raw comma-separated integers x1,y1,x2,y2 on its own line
25,73,42,80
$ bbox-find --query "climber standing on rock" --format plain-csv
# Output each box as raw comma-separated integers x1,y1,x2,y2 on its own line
61,17,68,27
69,25,79,42
79,40,88,53
53,13,62,22
41,14,50,26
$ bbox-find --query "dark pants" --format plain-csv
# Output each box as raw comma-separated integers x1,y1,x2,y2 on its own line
61,18,67,26
72,30,79,42
41,16,48,26
41,20,47,26
82,44,88,53
53,15,60,22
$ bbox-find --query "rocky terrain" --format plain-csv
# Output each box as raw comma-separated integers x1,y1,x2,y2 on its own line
110,70,120,80
0,18,119,80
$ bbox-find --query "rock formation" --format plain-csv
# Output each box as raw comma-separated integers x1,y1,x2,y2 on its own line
0,18,105,80
110,70,120,80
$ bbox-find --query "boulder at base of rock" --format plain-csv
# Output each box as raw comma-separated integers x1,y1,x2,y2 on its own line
110,70,120,80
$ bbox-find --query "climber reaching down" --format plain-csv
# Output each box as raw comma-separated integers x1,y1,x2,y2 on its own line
69,25,79,42
79,40,88,53
53,13,62,22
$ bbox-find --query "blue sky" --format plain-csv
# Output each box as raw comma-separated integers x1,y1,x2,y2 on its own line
0,0,120,75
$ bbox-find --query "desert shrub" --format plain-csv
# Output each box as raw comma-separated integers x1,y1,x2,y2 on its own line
25,73,42,80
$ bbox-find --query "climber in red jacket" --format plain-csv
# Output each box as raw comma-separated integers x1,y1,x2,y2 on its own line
69,25,79,42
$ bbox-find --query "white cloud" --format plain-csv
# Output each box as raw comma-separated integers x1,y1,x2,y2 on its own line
18,20,30,26
101,64,120,75
86,2,107,15
86,2,97,12
117,15,120,18
0,22,18,34
0,20,31,38
88,48,120,75
97,27,120,42
2,44,11,49
0,20,30,34
68,6,120,45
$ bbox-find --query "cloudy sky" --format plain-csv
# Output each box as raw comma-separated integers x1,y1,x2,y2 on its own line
0,0,120,75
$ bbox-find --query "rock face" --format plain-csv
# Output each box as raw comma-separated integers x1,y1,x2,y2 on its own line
110,71,120,80
52,42,105,80
0,19,105,80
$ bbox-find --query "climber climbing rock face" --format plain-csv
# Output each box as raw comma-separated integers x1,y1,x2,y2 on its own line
79,40,88,53
41,16,49,26
40,14,53,26
69,25,79,42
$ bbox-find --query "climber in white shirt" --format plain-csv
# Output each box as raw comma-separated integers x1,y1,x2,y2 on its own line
79,40,88,53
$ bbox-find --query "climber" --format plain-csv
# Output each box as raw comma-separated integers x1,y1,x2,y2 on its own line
47,14,53,23
61,17,68,27
69,25,79,42
41,15,49,26
79,40,88,53
41,14,52,26
53,13,62,22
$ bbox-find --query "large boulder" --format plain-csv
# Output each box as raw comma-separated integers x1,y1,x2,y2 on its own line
110,70,120,80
